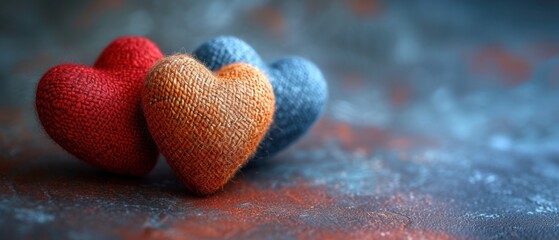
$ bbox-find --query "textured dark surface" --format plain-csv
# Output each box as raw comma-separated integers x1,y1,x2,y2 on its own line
2,0,559,239
1,113,559,239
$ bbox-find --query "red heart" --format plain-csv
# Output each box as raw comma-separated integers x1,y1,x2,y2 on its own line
35,37,163,176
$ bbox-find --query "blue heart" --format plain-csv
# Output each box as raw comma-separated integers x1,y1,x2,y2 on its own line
193,36,328,161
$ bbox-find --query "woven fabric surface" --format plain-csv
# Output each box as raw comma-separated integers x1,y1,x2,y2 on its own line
193,36,328,161
35,36,162,176
142,55,275,195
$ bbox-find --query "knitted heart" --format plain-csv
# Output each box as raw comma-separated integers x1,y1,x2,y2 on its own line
142,55,275,195
193,36,328,161
35,36,162,176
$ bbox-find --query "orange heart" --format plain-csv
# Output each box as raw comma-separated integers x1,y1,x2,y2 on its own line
142,55,275,195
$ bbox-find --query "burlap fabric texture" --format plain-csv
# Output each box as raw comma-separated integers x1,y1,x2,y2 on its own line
142,55,275,195
35,37,162,176
193,36,328,161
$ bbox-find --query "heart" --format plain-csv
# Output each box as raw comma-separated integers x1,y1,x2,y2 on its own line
193,36,328,161
36,36,162,176
142,55,275,195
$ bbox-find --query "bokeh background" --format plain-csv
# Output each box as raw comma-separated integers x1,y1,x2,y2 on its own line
2,0,559,153
2,1,559,238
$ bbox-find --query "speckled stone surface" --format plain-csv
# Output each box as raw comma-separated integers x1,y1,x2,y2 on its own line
1,111,558,239
2,1,559,239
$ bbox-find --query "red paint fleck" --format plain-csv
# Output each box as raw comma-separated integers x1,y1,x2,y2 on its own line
530,42,559,59
307,0,330,15
75,0,127,27
306,118,436,155
345,0,384,17
470,45,533,86
248,6,285,37
342,73,367,90
335,122,356,146
549,63,559,87
14,51,52,75
388,137,414,149
389,84,412,107
0,108,22,121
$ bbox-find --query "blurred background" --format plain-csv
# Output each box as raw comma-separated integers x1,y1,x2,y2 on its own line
2,0,559,152
2,1,559,238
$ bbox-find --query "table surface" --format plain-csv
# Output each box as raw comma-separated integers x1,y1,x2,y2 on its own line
1,109,558,240
2,1,559,239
